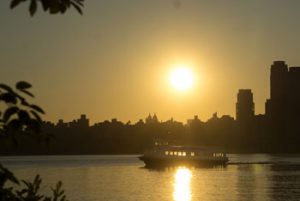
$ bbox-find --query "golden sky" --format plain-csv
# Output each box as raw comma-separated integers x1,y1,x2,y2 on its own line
1,0,300,124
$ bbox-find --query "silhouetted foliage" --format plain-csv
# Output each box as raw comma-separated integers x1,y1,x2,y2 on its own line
0,164,67,201
0,81,48,144
10,0,84,16
0,82,68,201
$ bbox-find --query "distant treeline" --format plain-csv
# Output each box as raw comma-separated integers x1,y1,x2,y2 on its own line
1,113,300,155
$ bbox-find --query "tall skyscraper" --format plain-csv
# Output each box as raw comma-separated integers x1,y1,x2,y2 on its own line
236,89,255,121
265,61,288,119
287,67,300,120
270,61,288,100
266,61,300,122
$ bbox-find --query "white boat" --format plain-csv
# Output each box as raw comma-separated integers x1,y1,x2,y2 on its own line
139,145,229,167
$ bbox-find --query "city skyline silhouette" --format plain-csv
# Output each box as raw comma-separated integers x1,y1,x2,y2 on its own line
36,60,300,126
1,60,299,154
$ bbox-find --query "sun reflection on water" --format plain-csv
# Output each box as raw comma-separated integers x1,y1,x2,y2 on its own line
173,167,192,201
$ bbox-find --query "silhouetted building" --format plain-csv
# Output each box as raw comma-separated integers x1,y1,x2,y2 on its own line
287,67,300,120
152,113,159,123
55,115,89,129
265,61,288,120
270,61,289,101
145,113,159,124
78,114,89,128
266,61,300,122
187,115,202,126
236,89,254,121
56,119,67,128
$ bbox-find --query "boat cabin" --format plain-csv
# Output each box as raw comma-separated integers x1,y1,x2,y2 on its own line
145,145,227,159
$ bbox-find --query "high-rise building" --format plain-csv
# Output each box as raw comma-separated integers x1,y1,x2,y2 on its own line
236,89,255,121
265,61,288,119
265,61,300,121
287,67,300,120
270,61,288,100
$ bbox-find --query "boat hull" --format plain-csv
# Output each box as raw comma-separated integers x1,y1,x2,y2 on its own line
139,156,228,168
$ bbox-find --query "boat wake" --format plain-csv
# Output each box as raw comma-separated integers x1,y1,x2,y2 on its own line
228,161,300,165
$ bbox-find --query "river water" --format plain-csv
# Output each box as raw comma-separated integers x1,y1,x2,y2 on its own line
1,154,300,201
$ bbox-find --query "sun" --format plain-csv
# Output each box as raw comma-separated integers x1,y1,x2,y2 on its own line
170,66,194,91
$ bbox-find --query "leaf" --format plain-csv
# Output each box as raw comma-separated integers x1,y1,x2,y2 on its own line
0,84,13,93
74,0,84,6
30,104,45,114
40,0,49,11
49,3,60,14
19,89,34,97
21,99,30,106
16,81,32,90
0,93,17,104
29,0,37,16
70,2,83,15
0,165,20,184
10,0,22,9
60,5,67,14
22,180,29,187
3,107,19,122
30,110,42,123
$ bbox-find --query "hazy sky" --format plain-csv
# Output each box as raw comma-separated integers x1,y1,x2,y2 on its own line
1,0,300,124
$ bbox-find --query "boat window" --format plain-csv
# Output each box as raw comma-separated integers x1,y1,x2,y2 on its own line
191,152,195,156
178,152,182,156
165,151,169,155
174,151,177,155
170,151,173,155
182,152,186,156
214,153,223,157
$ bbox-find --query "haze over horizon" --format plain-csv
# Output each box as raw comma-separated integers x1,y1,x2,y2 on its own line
2,0,300,124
